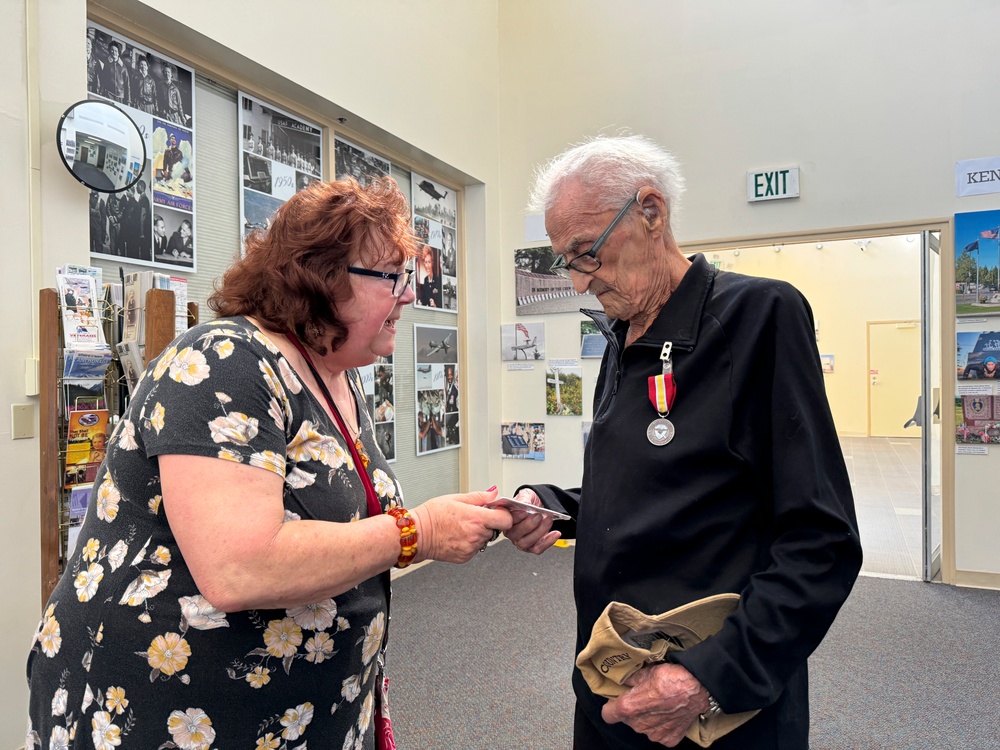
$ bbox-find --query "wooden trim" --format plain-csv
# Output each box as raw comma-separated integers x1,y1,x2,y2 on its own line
953,569,1000,591
39,288,61,606
144,288,176,365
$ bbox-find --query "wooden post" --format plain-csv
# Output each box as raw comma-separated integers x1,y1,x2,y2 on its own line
39,288,61,605
144,288,176,365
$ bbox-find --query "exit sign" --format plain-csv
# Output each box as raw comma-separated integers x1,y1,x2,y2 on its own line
747,167,800,202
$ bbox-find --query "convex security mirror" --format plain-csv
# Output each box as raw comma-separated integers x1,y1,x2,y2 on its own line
57,99,146,193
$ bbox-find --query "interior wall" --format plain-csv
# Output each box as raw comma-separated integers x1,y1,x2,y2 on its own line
496,0,1000,583
714,236,922,436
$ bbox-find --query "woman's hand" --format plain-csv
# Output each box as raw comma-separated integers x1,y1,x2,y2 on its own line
409,487,513,564
503,488,562,555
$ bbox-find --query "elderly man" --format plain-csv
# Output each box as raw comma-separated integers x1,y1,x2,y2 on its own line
507,135,861,749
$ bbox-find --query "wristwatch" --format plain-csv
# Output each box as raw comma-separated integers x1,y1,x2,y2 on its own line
700,693,722,721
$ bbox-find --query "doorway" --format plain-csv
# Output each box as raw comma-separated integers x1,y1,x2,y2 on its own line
704,230,943,581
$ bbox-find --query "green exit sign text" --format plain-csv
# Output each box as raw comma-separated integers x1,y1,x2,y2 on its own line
747,167,800,202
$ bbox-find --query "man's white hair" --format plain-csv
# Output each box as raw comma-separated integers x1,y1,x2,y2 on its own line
527,134,686,233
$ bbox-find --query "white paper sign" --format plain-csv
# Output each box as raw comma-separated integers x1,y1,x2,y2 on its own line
956,384,993,396
507,363,535,371
956,157,1000,197
549,358,579,369
957,445,989,455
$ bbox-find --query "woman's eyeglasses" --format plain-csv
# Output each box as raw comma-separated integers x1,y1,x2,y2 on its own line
347,267,413,297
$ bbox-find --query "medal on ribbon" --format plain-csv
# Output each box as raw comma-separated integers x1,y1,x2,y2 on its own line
646,341,676,446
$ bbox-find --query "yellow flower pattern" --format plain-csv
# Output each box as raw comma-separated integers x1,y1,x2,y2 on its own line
29,318,396,746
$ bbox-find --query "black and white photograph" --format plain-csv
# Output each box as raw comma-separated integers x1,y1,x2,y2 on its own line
441,225,457,276
374,364,395,420
442,276,458,311
375,422,395,462
152,205,193,268
444,413,460,447
411,172,456,228
414,324,459,455
238,92,323,251
514,245,603,316
334,136,390,187
94,160,153,262
87,22,196,271
243,152,272,194
502,322,545,361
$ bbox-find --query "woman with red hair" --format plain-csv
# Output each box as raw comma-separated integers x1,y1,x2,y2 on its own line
27,177,510,749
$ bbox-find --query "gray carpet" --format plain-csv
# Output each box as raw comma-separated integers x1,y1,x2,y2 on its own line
388,540,1000,749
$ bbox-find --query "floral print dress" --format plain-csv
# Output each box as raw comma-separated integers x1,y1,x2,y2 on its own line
27,317,402,750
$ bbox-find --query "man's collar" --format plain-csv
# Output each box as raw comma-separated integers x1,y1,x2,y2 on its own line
606,253,717,348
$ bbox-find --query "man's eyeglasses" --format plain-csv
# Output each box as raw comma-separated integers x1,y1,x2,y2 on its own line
549,191,640,279
347,267,413,297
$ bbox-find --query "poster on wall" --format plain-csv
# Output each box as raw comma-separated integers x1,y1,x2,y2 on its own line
501,322,545,361
514,246,603,316
545,366,583,416
956,331,1000,381
411,174,458,313
414,324,460,455
955,393,1000,445
501,422,545,460
357,355,397,462
955,209,1000,316
86,22,196,271
238,92,322,246
334,136,390,187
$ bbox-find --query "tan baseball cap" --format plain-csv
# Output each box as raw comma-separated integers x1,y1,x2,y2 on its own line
576,594,759,747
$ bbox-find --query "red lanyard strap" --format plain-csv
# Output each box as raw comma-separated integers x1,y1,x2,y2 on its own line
286,332,382,518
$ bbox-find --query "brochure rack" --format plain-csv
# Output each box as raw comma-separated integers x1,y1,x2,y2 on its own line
38,287,198,602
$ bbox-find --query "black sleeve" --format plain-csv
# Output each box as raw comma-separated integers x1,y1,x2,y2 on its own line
516,483,580,539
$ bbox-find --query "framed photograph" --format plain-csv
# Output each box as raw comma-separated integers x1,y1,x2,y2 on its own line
414,324,460,455
334,136,390,186
514,246,603,316
546,366,583,416
412,173,458,314
501,422,545,460
955,209,1000,316
501,322,544,361
238,92,322,247
87,22,196,271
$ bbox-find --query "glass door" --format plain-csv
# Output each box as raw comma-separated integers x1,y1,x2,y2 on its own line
921,230,943,581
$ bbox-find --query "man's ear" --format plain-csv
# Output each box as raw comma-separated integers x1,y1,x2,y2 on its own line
637,190,667,233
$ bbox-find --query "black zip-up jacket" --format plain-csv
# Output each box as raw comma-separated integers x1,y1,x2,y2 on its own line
528,253,862,749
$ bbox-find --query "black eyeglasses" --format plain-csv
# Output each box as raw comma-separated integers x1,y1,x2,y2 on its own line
347,267,413,297
549,191,640,279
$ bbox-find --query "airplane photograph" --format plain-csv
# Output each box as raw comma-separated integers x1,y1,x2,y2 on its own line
414,324,458,364
426,334,452,357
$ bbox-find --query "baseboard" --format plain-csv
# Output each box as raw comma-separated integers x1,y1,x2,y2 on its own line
953,569,1000,591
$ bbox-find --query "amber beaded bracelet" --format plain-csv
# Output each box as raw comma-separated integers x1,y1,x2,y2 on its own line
386,507,418,568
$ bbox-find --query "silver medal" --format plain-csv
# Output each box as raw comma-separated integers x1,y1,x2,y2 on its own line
647,417,675,446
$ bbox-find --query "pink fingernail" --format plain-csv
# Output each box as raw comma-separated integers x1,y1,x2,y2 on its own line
487,485,497,492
